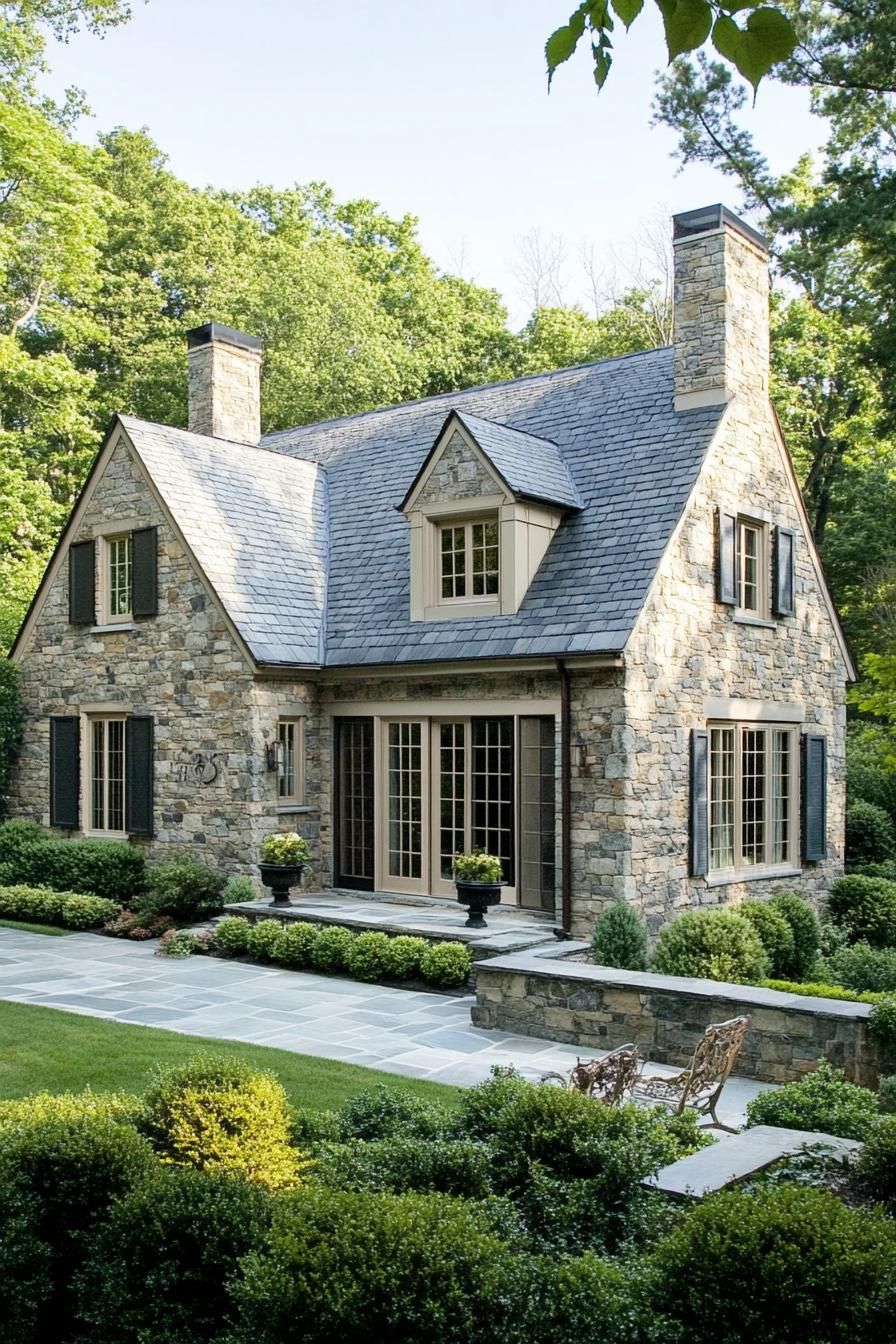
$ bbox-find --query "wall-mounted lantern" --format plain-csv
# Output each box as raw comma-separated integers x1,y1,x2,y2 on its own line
265,740,283,773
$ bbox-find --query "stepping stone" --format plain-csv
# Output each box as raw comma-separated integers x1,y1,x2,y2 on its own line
646,1124,862,1199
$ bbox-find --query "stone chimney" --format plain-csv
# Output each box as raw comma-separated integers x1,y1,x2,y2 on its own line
672,204,770,412
186,323,262,444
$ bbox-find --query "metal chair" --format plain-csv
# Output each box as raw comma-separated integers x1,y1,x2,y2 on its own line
540,1043,641,1105
632,1015,750,1132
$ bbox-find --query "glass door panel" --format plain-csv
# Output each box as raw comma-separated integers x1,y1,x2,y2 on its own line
518,716,556,911
438,722,466,881
385,721,427,891
335,718,374,890
471,717,515,886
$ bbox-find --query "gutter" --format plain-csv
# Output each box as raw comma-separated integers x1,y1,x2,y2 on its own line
556,658,573,937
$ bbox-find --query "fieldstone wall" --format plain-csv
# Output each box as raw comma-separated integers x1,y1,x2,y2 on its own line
673,222,770,404
473,953,893,1088
187,337,261,445
416,429,499,504
617,395,848,935
8,429,311,874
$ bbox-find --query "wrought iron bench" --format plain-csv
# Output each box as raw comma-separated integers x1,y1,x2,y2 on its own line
632,1015,751,1133
540,1043,642,1105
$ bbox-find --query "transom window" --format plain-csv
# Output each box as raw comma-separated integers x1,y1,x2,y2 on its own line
439,517,499,602
277,719,303,804
90,716,126,834
709,722,796,873
735,518,768,617
106,534,133,620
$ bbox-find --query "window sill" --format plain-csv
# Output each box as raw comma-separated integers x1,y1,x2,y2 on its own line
275,804,311,815
90,623,134,635
705,865,802,889
731,614,777,630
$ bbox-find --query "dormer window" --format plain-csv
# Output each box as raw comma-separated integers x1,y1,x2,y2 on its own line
440,517,499,602
398,409,581,624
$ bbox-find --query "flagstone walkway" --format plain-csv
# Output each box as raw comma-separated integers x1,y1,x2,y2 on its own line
0,927,771,1125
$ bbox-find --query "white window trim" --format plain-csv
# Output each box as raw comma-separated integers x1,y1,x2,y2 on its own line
276,717,305,806
735,514,770,620
81,712,128,838
707,719,799,881
98,532,134,626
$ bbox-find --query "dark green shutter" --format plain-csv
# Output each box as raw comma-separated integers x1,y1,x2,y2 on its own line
50,716,80,829
802,733,827,862
68,540,95,625
132,527,158,618
773,526,795,618
717,509,737,605
125,716,154,836
689,728,709,877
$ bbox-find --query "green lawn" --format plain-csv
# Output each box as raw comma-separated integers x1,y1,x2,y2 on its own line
0,919,73,936
0,1000,461,1111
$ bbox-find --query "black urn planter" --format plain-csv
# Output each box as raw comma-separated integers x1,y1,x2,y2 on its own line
259,861,304,908
455,879,502,929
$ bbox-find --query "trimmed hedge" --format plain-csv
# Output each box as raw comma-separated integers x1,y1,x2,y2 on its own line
857,1114,896,1203
768,892,821,980
0,885,118,930
740,901,795,980
745,1060,878,1141
0,822,145,902
759,978,886,1005
649,1183,896,1344
313,1136,493,1199
652,909,769,983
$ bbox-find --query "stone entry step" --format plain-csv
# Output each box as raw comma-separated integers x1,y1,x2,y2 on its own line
646,1124,862,1199
222,892,559,959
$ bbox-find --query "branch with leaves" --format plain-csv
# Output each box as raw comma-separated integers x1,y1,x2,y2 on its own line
546,0,798,93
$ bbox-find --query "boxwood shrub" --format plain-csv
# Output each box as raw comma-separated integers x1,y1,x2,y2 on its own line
313,1136,492,1199
73,1166,273,1344
385,934,428,980
226,1185,531,1344
868,995,896,1058
744,1059,878,1141
419,940,473,987
310,925,355,974
857,1114,896,1203
652,909,769,983
140,1054,306,1191
0,884,118,929
649,1183,896,1344
740,901,795,980
591,900,647,971
845,798,896,866
139,856,225,921
768,892,821,980
826,875,896,948
335,1086,451,1142
211,915,251,958
0,827,146,903
344,930,393,982
828,941,896,993
278,920,319,968
246,919,287,964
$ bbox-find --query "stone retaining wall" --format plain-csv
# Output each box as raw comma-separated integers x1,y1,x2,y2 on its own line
472,948,893,1087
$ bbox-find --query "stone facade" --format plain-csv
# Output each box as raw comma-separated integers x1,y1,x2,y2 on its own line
186,327,262,445
415,429,499,504
473,953,893,1088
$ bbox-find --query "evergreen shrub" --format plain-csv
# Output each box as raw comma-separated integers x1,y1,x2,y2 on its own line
826,875,896,948
385,934,428,979
591,901,647,971
278,920,319,968
846,799,896,866
419,940,472,987
828,941,896,993
313,1136,492,1199
740,900,795,980
857,1114,896,1203
246,919,287,963
140,1054,306,1191
310,925,355,974
768,891,821,979
652,909,769,983
212,915,251,958
744,1059,878,1140
344,930,393,982
335,1086,450,1142
141,856,225,921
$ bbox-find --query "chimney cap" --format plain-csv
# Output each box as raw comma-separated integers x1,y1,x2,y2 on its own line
186,322,262,353
672,204,768,253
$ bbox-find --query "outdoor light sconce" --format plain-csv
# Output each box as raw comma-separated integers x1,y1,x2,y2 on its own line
265,740,283,773
573,740,588,773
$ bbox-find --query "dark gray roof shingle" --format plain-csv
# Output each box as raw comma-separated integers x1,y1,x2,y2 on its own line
121,347,723,668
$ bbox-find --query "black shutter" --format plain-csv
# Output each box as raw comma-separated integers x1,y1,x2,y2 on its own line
802,733,827,862
717,509,737,605
132,527,158,618
68,540,95,625
49,716,80,829
773,526,796,618
125,716,154,837
689,728,709,877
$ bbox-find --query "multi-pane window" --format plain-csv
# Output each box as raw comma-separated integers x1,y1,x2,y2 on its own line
709,722,796,873
439,517,499,602
107,535,133,619
90,717,126,833
277,719,303,804
735,518,767,616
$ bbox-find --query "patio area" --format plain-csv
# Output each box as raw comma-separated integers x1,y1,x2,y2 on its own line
0,926,772,1126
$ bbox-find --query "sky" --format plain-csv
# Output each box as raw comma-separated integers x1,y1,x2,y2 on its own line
43,0,825,327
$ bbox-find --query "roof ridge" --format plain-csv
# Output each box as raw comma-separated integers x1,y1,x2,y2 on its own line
119,413,287,458
262,344,671,444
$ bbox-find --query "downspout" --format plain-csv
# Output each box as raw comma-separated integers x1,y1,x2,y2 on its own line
556,658,573,937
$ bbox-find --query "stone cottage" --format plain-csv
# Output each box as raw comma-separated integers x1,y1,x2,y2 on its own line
8,204,854,936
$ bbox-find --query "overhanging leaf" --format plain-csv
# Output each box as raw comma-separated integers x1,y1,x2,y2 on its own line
729,6,798,90
659,0,714,61
545,4,589,81
611,0,643,28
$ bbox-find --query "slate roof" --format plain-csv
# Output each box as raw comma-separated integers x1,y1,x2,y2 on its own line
402,410,583,511
121,417,327,665
119,347,724,668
